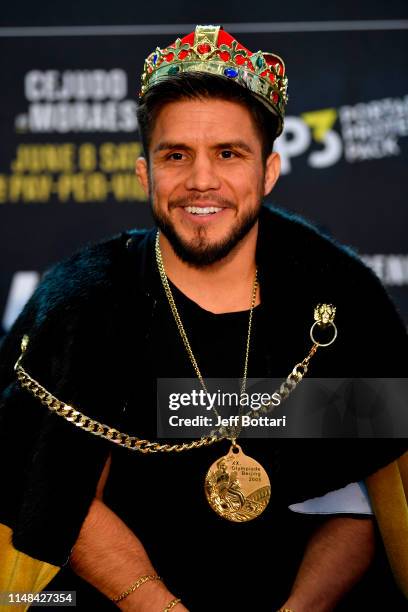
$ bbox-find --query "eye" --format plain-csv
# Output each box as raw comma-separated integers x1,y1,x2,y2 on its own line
220,150,236,159
167,152,185,161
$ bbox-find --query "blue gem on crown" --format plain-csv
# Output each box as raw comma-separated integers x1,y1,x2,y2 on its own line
224,67,239,78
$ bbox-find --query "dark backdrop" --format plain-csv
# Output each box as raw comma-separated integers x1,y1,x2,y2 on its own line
1,2,407,334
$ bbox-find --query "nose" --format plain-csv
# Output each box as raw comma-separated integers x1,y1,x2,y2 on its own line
184,153,221,192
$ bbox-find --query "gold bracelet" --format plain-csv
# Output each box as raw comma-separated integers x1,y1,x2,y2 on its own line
163,598,181,611
111,574,162,603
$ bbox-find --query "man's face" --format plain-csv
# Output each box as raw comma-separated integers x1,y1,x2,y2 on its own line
136,98,280,266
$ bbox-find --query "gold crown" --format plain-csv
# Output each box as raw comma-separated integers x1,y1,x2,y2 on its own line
140,25,288,136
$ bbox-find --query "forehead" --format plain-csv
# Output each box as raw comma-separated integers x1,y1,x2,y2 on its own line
150,98,261,146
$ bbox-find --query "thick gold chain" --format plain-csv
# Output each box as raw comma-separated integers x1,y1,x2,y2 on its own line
14,336,318,453
14,347,219,453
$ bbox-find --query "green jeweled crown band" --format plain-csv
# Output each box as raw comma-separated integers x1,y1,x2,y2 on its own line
145,60,284,122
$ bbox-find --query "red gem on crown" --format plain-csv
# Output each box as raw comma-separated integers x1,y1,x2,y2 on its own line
197,43,212,54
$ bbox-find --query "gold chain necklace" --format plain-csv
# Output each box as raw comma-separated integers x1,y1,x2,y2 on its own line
154,229,257,424
155,229,273,521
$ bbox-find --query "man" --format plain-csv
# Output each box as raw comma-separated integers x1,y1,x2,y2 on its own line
0,25,407,611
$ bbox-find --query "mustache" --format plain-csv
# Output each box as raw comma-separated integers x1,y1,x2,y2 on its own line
169,194,235,209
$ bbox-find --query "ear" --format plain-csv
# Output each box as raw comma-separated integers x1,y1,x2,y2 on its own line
263,152,281,196
135,157,149,197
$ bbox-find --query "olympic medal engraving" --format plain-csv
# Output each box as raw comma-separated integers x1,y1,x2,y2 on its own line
205,444,271,522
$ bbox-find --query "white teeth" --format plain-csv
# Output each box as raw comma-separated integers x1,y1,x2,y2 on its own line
184,206,223,215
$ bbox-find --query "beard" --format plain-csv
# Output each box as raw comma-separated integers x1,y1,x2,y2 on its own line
151,197,262,267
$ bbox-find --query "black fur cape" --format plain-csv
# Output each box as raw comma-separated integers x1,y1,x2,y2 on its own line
1,204,407,567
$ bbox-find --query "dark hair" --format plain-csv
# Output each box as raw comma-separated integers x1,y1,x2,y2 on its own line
137,72,279,164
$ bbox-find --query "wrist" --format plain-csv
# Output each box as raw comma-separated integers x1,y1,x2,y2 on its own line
280,595,329,612
116,579,172,611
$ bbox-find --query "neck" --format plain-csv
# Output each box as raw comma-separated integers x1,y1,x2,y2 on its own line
158,223,260,314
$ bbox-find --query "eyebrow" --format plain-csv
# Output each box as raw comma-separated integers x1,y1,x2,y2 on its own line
153,142,191,153
216,141,254,154
153,140,254,154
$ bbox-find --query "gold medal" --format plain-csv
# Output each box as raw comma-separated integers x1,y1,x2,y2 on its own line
205,443,271,522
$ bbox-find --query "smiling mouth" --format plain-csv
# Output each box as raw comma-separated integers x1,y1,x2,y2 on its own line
183,205,224,215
